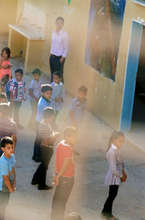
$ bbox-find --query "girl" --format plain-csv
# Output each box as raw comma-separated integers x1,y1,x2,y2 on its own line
101,131,127,220
0,47,12,89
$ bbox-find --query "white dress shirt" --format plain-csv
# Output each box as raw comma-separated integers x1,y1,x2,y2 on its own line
104,144,124,186
50,30,69,58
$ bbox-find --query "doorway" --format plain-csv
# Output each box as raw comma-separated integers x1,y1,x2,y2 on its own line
120,21,143,131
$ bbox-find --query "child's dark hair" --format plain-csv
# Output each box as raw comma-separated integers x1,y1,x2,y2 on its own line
64,127,77,138
0,103,10,117
78,86,88,94
42,107,55,119
0,92,7,100
65,213,82,220
32,68,41,75
56,16,64,23
107,131,124,152
15,68,23,75
1,47,11,58
53,71,61,78
41,84,52,93
1,136,13,148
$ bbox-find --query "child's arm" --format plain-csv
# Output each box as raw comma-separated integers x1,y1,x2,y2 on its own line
54,158,72,185
12,167,16,189
41,132,60,147
11,134,17,151
3,176,14,192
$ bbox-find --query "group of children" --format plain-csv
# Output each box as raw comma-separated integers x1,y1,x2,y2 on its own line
0,46,128,220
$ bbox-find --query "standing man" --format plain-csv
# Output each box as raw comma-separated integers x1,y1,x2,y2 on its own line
49,17,69,83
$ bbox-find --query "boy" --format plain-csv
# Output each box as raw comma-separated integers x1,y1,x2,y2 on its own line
9,68,26,129
51,127,77,220
29,68,42,128
51,71,65,114
0,137,16,220
69,86,88,129
0,103,17,156
32,84,53,162
32,107,59,190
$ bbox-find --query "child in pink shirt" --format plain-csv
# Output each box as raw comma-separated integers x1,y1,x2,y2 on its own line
0,47,12,89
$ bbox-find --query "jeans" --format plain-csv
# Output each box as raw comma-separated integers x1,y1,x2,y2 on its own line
0,192,10,220
32,146,53,187
51,177,74,220
13,101,22,125
102,185,119,217
49,54,65,82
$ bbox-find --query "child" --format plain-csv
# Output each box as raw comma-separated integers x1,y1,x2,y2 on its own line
51,71,65,114
0,47,12,89
51,127,77,220
69,86,88,129
101,131,127,220
32,84,53,162
65,213,82,220
0,103,17,156
29,68,42,127
0,92,7,103
0,137,16,220
31,107,59,190
9,68,26,129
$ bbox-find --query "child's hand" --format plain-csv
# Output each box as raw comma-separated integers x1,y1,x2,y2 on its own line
52,175,59,186
55,97,61,103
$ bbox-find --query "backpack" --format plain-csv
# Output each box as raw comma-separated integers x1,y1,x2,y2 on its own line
5,80,18,101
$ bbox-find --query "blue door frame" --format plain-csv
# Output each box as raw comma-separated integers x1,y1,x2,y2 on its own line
120,21,143,131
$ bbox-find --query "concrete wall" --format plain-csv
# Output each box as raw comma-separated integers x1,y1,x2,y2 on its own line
0,0,17,37
13,0,145,129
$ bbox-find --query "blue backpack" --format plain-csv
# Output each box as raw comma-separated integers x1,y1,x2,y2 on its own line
5,80,18,101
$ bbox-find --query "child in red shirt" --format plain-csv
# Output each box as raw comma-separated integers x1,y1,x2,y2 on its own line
51,127,77,220
0,47,12,90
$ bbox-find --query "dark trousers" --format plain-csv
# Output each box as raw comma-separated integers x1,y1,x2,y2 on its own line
102,185,119,217
13,101,22,125
32,146,53,187
0,192,10,220
49,54,65,82
32,123,41,162
51,177,74,220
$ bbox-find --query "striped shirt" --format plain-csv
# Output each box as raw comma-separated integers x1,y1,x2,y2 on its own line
39,120,53,148
104,144,124,186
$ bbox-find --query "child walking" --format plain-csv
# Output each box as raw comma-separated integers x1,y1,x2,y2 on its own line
29,68,42,128
69,86,88,129
51,71,65,115
51,127,77,220
8,68,26,129
31,107,59,190
0,47,12,90
0,137,16,220
101,131,127,220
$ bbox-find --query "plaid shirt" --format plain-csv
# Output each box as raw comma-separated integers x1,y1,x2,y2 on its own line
9,78,26,102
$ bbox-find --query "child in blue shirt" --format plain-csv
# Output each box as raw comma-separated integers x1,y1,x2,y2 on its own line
33,84,53,162
69,86,88,128
29,68,42,128
51,71,65,114
0,137,16,220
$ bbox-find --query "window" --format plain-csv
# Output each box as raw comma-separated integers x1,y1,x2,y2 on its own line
85,0,126,80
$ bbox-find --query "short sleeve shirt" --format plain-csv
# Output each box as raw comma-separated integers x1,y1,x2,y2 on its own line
56,140,75,178
0,154,16,191
36,97,53,122
51,82,65,111
39,120,53,146
29,79,42,101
